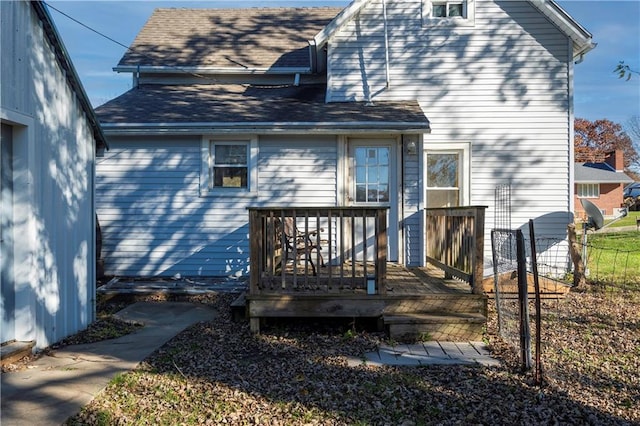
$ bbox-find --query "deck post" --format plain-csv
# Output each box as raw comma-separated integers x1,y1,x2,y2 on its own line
472,206,486,294
376,208,387,295
249,209,261,295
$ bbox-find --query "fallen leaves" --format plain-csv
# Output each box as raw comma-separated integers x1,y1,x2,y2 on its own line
65,289,639,425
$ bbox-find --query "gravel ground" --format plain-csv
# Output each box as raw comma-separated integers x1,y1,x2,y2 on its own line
58,287,640,425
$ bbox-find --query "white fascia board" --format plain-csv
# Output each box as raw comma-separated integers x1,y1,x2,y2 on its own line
313,0,370,47
101,122,431,136
113,65,312,75
529,0,595,60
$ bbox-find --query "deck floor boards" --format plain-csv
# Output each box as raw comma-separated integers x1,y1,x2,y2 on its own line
256,263,473,296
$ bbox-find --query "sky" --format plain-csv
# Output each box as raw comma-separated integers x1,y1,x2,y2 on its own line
46,0,640,131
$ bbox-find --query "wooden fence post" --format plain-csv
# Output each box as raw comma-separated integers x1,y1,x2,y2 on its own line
567,223,586,289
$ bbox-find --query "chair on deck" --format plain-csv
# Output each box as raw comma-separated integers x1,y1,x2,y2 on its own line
282,217,325,276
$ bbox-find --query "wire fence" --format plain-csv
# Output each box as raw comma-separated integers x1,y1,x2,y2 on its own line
581,232,640,290
490,224,639,383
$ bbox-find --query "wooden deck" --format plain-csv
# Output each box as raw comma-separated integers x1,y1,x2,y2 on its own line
254,262,472,295
246,207,489,341
247,263,487,341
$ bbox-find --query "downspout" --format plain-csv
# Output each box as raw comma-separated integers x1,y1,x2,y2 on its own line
382,0,391,88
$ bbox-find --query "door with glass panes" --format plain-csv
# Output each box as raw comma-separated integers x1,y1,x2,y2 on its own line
347,138,398,262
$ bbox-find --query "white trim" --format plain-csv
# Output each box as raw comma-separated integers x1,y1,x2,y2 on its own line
199,135,258,197
101,121,430,129
423,142,471,206
0,113,37,343
423,0,476,27
337,135,348,206
528,0,595,60
0,108,34,125
313,0,370,47
568,38,576,216
102,126,431,137
418,135,425,266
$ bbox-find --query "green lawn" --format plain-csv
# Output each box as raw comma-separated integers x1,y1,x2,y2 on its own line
585,231,640,287
604,210,640,228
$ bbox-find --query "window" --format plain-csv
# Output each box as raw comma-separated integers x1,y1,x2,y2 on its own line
432,1,464,18
212,143,247,188
577,183,599,198
426,152,460,208
354,146,390,203
424,143,470,209
200,137,257,196
424,0,475,26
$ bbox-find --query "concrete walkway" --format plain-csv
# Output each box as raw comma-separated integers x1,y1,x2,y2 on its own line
348,341,500,367
0,302,216,426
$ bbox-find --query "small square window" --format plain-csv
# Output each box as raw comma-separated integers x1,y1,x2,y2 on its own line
432,1,464,18
425,0,474,26
200,137,257,196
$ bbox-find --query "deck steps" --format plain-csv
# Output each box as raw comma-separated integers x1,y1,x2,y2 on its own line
383,313,485,342
1,340,35,366
231,292,248,321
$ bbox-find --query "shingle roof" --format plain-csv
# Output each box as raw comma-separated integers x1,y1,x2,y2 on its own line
95,84,430,132
118,8,342,69
574,162,634,184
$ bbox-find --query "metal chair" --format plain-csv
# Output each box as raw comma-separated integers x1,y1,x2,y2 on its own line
282,217,324,276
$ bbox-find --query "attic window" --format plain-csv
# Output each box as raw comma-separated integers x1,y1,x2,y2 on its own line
433,2,464,18
424,0,475,26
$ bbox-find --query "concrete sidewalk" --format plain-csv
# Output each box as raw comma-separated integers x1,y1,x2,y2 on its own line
0,302,216,426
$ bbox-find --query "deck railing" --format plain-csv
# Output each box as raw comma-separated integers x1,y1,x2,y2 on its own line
425,206,487,294
248,207,388,295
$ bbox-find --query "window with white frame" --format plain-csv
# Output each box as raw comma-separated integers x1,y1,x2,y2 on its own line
424,0,475,26
424,143,470,209
577,183,600,198
200,137,257,195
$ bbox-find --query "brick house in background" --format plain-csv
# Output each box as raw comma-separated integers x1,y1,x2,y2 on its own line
574,150,633,219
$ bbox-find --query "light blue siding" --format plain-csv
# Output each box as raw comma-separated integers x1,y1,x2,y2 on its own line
97,135,338,277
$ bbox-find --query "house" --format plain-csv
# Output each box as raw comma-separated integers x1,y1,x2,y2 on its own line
1,0,107,352
94,0,593,281
574,150,634,219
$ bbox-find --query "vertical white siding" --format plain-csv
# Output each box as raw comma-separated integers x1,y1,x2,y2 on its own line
96,135,338,277
328,0,573,264
1,0,96,349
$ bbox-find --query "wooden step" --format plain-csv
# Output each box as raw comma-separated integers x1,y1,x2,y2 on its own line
231,292,248,321
384,313,486,342
1,340,36,366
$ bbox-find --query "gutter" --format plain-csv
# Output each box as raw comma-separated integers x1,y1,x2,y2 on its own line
100,121,432,136
113,65,313,75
